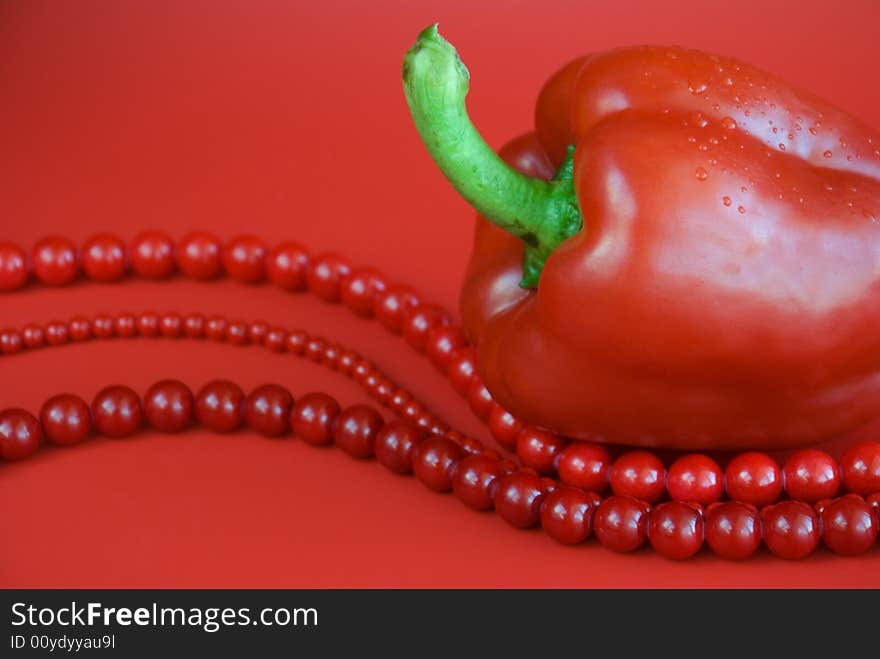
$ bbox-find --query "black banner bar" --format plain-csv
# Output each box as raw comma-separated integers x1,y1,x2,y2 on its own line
1,589,873,655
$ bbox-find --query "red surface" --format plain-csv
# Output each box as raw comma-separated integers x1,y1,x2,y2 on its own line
1,0,879,587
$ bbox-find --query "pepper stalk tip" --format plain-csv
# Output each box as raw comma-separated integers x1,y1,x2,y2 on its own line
402,25,582,289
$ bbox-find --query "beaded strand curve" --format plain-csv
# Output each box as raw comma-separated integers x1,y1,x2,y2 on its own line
2,233,880,560
4,233,880,502
4,233,880,505
3,304,879,512
2,378,879,560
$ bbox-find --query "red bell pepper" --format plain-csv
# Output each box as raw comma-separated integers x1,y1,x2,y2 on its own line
403,26,880,450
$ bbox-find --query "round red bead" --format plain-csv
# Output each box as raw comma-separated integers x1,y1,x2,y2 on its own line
557,442,611,493
131,231,175,279
540,486,599,545
412,436,465,492
453,454,505,510
321,343,342,367
21,325,45,348
706,501,761,561
205,316,228,341
226,321,249,345
840,442,880,496
375,420,423,474
467,378,494,421
594,496,650,553
322,344,341,367
82,233,127,282
821,496,878,556
0,243,29,291
374,286,420,333
340,268,387,317
0,329,22,354
178,232,223,280
136,312,159,336
333,405,384,458
247,321,269,344
494,469,546,528
307,253,351,302
388,389,411,414
115,314,136,338
68,317,91,341
32,236,78,285
446,347,477,397
648,501,704,560
92,386,143,438
284,330,307,355
610,451,666,503
761,501,820,560
515,427,567,475
368,377,394,406
402,305,451,352
783,449,840,503
290,392,340,446
245,384,293,437
488,405,522,451
40,394,91,446
158,313,182,337
195,380,245,433
183,314,206,338
351,359,375,385
0,409,41,460
725,452,783,507
666,454,724,505
267,242,310,290
264,328,286,352
304,337,326,362
45,322,69,345
425,325,467,372
223,235,267,283
143,380,194,433
92,315,115,338
705,502,761,560
413,410,434,433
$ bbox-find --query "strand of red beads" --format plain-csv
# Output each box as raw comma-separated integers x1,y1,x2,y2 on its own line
2,305,879,513
1,235,880,559
1,377,878,560
5,234,880,509
1,310,491,455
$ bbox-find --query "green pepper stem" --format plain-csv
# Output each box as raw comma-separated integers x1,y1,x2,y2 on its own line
402,24,582,287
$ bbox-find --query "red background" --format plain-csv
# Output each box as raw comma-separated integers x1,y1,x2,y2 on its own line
2,0,879,587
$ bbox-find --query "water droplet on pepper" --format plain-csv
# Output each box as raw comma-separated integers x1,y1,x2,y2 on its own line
688,80,709,95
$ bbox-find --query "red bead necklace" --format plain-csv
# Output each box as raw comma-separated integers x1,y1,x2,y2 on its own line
2,232,880,561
